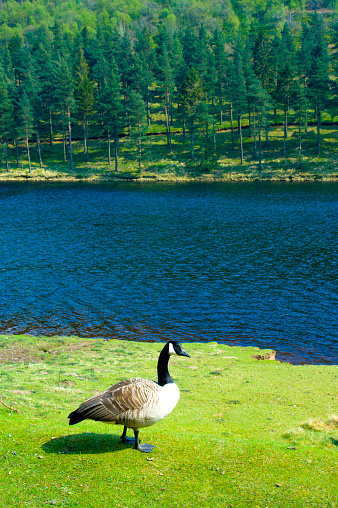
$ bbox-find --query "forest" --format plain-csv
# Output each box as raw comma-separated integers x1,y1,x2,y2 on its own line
0,0,338,179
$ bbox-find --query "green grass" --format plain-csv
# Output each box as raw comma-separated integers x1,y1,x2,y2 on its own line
1,335,338,507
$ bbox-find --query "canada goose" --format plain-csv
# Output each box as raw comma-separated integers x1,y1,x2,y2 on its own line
68,341,190,452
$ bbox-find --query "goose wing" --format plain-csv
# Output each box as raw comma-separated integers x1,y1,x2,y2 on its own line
74,378,159,423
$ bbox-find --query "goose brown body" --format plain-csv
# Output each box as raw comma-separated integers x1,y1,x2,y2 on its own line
69,378,163,429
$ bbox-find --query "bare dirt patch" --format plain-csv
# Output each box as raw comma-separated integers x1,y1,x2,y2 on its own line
0,338,104,364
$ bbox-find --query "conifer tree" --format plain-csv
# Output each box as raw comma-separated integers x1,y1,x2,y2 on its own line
178,67,205,160
74,49,94,161
34,41,56,147
213,29,228,124
0,67,13,172
276,61,294,156
100,59,124,171
127,90,147,172
204,52,217,153
134,28,157,126
232,49,247,164
306,15,329,155
18,89,34,173
157,48,175,153
292,79,307,169
247,76,272,170
54,57,75,170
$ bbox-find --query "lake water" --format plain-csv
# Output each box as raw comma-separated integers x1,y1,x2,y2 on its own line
0,181,337,364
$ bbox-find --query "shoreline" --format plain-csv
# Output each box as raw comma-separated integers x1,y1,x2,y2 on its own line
1,170,338,183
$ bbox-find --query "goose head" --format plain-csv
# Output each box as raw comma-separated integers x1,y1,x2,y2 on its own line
168,341,190,357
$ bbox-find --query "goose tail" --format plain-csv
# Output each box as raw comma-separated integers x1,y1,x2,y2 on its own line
68,409,85,426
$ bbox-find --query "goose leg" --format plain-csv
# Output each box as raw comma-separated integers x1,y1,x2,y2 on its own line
134,430,155,453
121,426,137,445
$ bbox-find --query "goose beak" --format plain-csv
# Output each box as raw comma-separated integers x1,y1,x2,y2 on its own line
179,349,190,358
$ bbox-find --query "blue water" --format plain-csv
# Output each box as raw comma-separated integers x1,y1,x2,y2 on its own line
0,181,337,364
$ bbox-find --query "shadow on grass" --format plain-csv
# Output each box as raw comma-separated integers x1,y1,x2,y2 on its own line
329,437,338,447
42,431,128,455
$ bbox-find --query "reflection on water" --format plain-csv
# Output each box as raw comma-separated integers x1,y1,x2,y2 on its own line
0,181,337,364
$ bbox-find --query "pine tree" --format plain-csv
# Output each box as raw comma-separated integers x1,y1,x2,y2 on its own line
34,41,56,147
276,61,294,156
213,29,228,124
133,53,153,128
247,76,272,170
18,89,34,173
232,49,247,164
292,79,307,169
204,52,217,153
134,28,157,126
178,67,205,160
307,16,330,156
127,90,147,172
54,56,75,170
157,48,175,153
74,49,94,161
100,59,124,171
0,67,13,172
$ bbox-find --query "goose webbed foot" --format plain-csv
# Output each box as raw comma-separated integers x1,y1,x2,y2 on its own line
136,442,155,453
121,426,139,445
134,430,155,453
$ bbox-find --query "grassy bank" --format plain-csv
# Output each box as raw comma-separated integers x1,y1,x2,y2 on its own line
1,118,338,183
0,335,337,507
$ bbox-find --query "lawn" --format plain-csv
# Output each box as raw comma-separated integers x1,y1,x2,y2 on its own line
0,335,337,507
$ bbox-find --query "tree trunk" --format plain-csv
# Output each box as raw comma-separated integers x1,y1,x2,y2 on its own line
36,130,43,168
138,123,142,172
230,101,234,150
49,108,53,146
239,115,243,165
213,123,216,154
265,124,270,148
170,100,173,126
183,117,186,138
68,109,74,171
16,139,19,168
317,103,321,156
190,126,194,160
212,96,216,153
253,110,257,159
86,118,89,162
26,135,31,174
305,103,308,134
299,115,302,170
108,130,111,166
248,105,251,137
147,99,151,127
115,131,118,172
258,129,262,171
63,127,67,162
83,115,86,154
219,83,223,124
283,101,287,156
164,105,172,153
5,140,9,173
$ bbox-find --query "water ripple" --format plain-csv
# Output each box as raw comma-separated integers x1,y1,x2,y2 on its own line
0,181,337,364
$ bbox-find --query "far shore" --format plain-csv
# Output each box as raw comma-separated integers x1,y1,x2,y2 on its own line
1,167,338,183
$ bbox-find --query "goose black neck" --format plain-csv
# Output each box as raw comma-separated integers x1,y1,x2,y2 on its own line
157,345,174,387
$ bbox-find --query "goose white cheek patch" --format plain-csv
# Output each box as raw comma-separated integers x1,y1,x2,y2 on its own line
168,343,175,355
